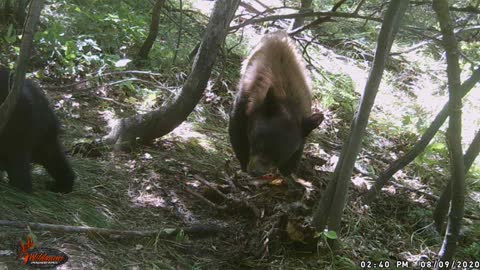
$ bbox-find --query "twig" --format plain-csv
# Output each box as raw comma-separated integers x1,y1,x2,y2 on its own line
194,175,229,200
253,0,270,10
184,186,227,210
188,175,260,217
390,182,438,201
230,7,289,33
43,70,166,90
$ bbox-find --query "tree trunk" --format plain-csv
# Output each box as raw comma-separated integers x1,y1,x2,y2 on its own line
289,0,348,36
290,0,313,31
434,130,480,234
105,0,240,151
433,0,466,265
363,67,480,203
311,0,409,240
15,0,29,27
0,0,45,133
137,0,166,60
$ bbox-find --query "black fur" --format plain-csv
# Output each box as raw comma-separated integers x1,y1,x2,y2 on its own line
0,66,74,193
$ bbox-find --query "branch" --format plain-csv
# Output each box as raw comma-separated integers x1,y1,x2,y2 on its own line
0,220,222,239
363,66,480,203
450,5,480,14
290,0,348,35
43,70,167,90
229,11,382,31
392,25,480,55
411,1,480,14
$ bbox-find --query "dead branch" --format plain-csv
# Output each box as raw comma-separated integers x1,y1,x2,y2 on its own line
0,220,223,239
43,70,167,91
187,175,260,217
240,2,263,15
184,186,228,210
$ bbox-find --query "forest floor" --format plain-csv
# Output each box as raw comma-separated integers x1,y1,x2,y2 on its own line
1,31,480,270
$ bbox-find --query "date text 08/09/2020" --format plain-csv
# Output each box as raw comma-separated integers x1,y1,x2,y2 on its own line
360,260,480,269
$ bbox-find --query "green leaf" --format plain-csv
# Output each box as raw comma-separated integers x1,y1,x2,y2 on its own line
429,142,446,151
324,230,338,239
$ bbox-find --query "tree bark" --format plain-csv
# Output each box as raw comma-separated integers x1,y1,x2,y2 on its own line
15,0,29,27
363,67,480,203
105,0,240,150
0,0,44,133
434,130,480,234
433,0,466,265
311,0,408,240
290,0,313,31
137,0,166,60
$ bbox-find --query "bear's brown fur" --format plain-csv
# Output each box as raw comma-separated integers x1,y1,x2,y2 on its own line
229,31,323,176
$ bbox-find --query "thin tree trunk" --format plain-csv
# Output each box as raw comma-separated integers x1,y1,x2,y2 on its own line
0,0,44,133
172,0,183,64
363,67,480,203
311,0,409,239
138,0,166,60
15,0,29,27
105,0,240,150
290,0,313,31
433,0,466,265
434,130,480,233
289,0,348,36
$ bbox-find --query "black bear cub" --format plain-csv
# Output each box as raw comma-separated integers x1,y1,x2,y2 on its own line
229,31,324,177
0,65,74,193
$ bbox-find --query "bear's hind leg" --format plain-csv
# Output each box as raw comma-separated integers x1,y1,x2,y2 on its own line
37,138,75,193
6,152,33,193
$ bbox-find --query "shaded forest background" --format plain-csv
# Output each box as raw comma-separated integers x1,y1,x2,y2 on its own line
0,0,479,269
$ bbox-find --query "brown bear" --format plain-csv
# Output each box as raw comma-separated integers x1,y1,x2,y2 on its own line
229,31,324,177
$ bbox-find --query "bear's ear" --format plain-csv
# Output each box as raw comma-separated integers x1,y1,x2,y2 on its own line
302,112,324,136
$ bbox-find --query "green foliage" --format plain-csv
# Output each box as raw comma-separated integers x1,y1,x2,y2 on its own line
463,241,480,259
414,137,450,178
315,229,338,240
1,0,203,78
467,165,480,192
460,41,480,68
406,207,430,221
461,223,480,259
175,229,189,242
314,72,357,120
